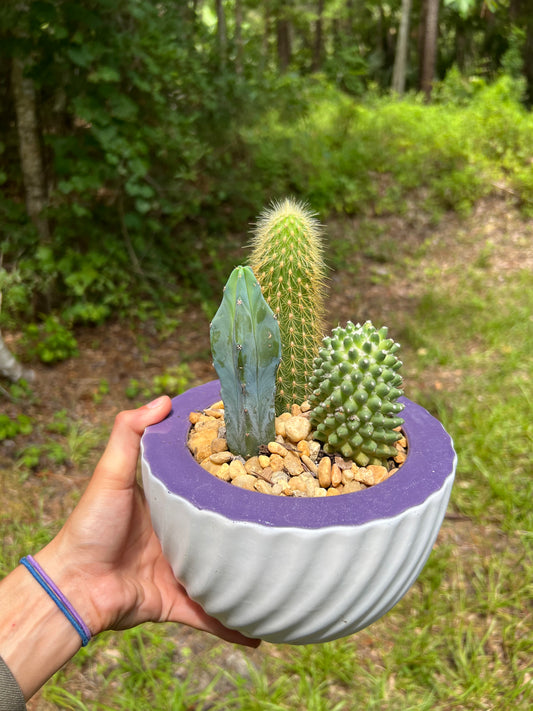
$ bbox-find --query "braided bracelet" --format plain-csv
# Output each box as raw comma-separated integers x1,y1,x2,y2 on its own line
19,555,91,646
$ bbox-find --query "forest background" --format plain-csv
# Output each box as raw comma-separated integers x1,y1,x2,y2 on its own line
1,1,532,709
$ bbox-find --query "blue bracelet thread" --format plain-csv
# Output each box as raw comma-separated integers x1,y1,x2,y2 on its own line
20,556,91,646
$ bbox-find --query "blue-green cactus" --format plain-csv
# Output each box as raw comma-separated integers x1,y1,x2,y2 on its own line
308,321,404,466
210,266,282,459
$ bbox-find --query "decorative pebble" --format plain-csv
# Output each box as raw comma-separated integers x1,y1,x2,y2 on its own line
283,452,305,476
209,451,233,465
215,463,231,482
318,457,332,488
268,441,288,457
301,454,318,475
189,402,405,497
229,459,247,480
232,474,257,491
211,437,228,454
331,463,343,488
284,416,312,443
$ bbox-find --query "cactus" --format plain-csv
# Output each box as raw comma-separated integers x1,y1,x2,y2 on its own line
249,198,326,415
308,321,404,466
210,265,282,459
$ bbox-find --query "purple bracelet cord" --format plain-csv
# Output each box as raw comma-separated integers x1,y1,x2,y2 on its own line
20,555,91,646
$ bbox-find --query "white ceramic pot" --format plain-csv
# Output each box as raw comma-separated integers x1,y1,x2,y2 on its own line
141,380,456,645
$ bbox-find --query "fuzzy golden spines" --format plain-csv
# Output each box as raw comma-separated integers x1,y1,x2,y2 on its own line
249,198,327,414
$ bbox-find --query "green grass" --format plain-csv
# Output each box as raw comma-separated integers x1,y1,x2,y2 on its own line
2,200,532,708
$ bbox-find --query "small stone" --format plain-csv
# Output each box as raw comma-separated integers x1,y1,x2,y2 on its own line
271,483,284,495
284,416,312,444
283,452,305,476
300,401,311,413
229,459,247,480
367,465,390,484
211,437,228,454
290,404,302,416
301,454,318,475
397,436,407,449
313,487,328,498
268,441,288,457
188,427,219,462
352,466,374,485
288,475,308,492
331,463,343,487
297,440,310,458
254,480,273,494
326,487,341,496
318,457,332,488
204,408,223,418
395,451,407,464
352,465,388,486
341,467,355,485
189,411,202,424
256,466,273,483
258,454,271,468
269,453,286,471
232,474,256,491
304,477,320,496
308,441,321,461
211,400,224,410
215,463,231,482
274,415,289,437
343,480,365,493
209,451,233,465
200,458,222,476
271,471,289,484
244,456,263,475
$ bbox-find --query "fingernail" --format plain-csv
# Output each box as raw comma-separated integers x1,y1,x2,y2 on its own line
146,395,167,409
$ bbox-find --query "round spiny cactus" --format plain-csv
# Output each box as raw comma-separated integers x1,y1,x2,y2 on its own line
308,321,404,466
249,198,327,414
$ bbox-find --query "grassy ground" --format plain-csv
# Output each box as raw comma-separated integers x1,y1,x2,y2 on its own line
1,195,531,710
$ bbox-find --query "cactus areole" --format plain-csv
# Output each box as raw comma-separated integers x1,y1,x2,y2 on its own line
210,266,281,459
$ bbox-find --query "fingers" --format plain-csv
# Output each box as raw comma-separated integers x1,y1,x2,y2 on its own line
93,396,172,490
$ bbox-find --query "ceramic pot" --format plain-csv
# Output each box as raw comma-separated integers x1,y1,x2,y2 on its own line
141,380,456,645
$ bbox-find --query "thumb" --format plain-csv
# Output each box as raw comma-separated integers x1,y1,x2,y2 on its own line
93,396,172,490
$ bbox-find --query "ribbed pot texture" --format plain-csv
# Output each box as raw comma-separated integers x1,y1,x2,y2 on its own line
141,380,456,644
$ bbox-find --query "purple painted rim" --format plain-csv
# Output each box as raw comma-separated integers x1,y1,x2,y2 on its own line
141,380,456,529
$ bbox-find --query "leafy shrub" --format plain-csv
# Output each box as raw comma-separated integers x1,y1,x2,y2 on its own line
0,414,33,440
22,316,79,364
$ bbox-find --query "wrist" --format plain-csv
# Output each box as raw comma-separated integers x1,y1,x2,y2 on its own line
0,562,82,700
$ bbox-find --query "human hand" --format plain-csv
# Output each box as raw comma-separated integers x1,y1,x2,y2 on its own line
37,396,259,647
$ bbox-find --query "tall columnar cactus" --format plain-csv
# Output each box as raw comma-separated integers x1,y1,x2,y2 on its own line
248,198,326,415
308,321,404,467
210,266,282,459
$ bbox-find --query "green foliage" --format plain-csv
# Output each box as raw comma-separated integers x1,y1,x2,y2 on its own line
125,365,194,401
21,316,78,363
309,321,404,465
249,198,327,413
0,413,32,440
210,266,281,458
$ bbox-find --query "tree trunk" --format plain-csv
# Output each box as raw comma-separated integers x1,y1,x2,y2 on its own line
11,56,49,243
0,330,33,383
235,0,244,75
311,0,325,72
276,17,292,72
392,0,413,95
420,0,440,100
215,0,227,69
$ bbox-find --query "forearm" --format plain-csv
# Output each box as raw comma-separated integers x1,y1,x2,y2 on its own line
0,547,87,700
